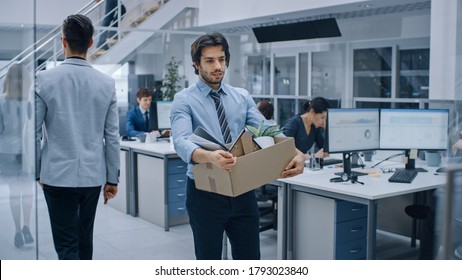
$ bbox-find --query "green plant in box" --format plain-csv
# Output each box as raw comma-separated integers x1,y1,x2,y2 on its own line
245,120,283,138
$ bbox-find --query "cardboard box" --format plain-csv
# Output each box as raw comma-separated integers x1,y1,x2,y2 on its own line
192,132,296,197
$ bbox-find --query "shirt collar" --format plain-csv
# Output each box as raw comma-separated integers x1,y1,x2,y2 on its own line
66,56,86,60
139,106,148,115
196,79,227,97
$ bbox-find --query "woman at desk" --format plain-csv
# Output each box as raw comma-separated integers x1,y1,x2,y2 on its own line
283,96,330,159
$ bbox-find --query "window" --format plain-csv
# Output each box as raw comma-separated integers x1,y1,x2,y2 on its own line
274,56,296,95
399,49,429,99
353,47,392,99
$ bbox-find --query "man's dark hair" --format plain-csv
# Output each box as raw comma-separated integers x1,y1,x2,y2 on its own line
136,88,152,99
190,32,230,75
257,100,274,120
62,14,94,54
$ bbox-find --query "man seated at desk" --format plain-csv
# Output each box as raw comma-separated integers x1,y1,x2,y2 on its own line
126,88,170,138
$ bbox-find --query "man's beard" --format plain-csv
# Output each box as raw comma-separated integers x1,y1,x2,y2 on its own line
200,69,224,85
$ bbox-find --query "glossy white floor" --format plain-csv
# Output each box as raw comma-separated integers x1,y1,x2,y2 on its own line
0,185,278,260
0,183,418,260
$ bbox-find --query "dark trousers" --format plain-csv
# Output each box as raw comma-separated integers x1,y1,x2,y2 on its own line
186,178,260,260
97,0,126,49
43,185,101,260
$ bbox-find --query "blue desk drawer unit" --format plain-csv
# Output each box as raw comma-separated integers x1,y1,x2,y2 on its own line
168,159,188,175
168,173,187,189
168,183,187,203
167,159,188,222
336,200,367,221
335,239,367,260
169,201,187,216
335,200,368,260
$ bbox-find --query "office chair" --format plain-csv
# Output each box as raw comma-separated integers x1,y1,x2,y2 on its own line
255,184,278,232
405,203,430,244
404,202,433,259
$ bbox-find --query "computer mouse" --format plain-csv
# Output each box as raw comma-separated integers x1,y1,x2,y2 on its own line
436,167,447,173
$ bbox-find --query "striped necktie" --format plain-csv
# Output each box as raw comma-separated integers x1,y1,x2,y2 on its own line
144,111,149,130
210,90,232,144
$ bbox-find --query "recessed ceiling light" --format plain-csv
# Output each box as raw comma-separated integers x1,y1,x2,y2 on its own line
359,3,372,8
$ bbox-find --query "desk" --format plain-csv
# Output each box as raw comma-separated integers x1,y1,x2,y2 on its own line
277,164,445,259
107,140,139,214
118,140,189,230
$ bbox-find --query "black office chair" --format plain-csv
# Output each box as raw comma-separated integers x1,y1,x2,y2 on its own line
404,203,433,259
255,184,278,232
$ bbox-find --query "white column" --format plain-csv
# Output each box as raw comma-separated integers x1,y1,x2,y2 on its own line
429,0,462,100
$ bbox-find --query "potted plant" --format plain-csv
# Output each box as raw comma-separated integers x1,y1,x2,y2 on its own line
245,120,283,148
161,56,183,101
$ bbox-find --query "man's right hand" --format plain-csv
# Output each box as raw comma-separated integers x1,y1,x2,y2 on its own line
210,150,236,172
192,148,236,172
103,184,118,204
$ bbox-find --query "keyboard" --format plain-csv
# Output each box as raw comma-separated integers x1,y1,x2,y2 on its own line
321,158,343,166
388,169,418,183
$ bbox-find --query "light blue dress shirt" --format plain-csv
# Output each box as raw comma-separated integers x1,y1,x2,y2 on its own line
170,79,265,179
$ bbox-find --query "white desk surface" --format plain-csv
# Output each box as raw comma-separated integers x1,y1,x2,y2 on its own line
279,162,446,200
120,139,140,149
120,139,176,155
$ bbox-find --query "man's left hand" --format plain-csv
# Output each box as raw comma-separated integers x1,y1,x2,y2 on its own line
281,149,305,178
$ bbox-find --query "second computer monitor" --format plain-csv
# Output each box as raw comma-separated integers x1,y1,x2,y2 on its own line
151,100,173,130
380,109,449,151
326,108,380,154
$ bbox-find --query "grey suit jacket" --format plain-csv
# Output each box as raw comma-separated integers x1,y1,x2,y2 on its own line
35,58,120,187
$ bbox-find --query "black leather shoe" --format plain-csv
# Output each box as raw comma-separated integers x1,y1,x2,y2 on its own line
22,226,34,244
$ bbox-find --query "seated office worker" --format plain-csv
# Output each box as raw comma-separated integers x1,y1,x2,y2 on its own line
256,100,277,126
283,96,330,159
126,88,155,137
170,32,305,260
35,14,120,260
126,88,169,138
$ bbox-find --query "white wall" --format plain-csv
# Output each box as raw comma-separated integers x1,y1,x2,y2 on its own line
0,0,90,26
429,0,461,100
196,0,361,27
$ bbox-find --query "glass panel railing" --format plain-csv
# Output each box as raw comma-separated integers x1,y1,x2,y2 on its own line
0,11,37,260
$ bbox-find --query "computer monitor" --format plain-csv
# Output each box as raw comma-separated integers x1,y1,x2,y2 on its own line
155,100,173,130
380,108,449,169
325,108,380,175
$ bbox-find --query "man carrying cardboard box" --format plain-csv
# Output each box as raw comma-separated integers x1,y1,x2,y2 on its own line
170,32,305,260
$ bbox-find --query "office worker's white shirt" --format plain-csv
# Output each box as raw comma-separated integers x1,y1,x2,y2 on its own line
139,106,148,120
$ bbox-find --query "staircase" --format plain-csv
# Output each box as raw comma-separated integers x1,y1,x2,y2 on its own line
91,0,199,66
0,0,198,80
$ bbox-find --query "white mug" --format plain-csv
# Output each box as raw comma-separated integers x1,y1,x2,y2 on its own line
145,132,158,143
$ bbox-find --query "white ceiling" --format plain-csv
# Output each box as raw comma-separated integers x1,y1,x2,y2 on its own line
190,0,431,34
0,0,432,60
